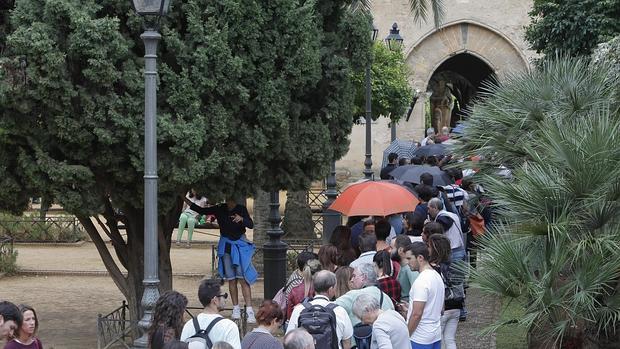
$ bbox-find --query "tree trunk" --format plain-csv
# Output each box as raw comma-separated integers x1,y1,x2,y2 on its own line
281,190,316,240
76,196,181,334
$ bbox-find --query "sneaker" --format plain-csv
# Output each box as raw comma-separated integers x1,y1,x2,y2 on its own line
246,307,256,324
185,242,191,249
175,241,181,246
231,306,241,320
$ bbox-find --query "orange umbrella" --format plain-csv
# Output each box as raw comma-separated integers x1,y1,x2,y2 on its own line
329,180,419,217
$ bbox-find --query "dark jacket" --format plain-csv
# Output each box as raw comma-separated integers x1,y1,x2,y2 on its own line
380,163,398,180
190,203,253,240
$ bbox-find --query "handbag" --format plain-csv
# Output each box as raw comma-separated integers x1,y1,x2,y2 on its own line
468,213,486,238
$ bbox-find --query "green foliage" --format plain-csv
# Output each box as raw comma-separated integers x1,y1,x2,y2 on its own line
0,0,370,215
352,42,413,121
525,0,620,57
0,213,87,242
0,250,18,275
592,35,620,81
456,58,620,346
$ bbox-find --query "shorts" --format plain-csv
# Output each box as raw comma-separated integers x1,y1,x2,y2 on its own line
411,340,441,349
220,253,244,280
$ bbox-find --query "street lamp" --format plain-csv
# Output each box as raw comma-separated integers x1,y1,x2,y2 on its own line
129,1,171,348
322,160,341,243
385,23,404,141
264,191,286,299
363,23,379,179
385,22,404,51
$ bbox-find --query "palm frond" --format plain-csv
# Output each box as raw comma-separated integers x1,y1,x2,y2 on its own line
409,0,445,28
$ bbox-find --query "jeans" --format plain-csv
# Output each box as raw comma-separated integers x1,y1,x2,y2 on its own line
451,246,466,263
441,309,460,349
411,340,441,349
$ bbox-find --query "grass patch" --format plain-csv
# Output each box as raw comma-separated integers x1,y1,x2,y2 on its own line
495,299,528,349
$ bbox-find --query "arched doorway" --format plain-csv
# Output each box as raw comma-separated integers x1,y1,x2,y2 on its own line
398,20,530,140
427,53,496,131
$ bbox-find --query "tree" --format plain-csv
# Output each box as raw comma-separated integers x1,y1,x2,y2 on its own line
0,0,370,323
454,58,620,348
351,42,413,122
525,0,620,57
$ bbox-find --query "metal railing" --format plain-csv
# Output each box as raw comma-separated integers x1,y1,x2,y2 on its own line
0,216,85,242
97,301,132,349
210,238,323,277
96,302,249,349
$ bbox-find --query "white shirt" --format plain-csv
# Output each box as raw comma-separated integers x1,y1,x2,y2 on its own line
184,195,208,217
180,313,241,349
286,295,353,349
436,211,464,249
372,310,411,349
350,251,376,269
407,268,445,344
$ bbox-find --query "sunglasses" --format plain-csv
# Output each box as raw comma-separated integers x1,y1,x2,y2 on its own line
217,293,228,299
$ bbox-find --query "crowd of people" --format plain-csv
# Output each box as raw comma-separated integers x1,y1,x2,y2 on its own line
138,151,485,349
0,129,491,349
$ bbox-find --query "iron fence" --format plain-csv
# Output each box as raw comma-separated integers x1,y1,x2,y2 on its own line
210,238,323,278
0,216,85,242
96,302,249,349
97,301,132,349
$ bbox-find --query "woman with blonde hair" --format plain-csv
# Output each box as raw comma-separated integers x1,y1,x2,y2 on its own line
285,259,321,318
335,266,353,298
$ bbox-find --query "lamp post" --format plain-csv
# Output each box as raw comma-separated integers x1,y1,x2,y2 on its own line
263,190,287,299
385,23,404,142
322,160,341,243
129,1,170,348
363,23,379,180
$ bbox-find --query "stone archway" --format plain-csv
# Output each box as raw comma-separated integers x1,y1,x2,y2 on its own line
398,20,529,140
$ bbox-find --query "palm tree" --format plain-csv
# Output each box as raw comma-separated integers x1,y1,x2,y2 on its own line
454,57,620,348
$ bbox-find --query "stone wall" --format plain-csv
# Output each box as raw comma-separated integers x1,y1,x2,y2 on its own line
336,0,535,180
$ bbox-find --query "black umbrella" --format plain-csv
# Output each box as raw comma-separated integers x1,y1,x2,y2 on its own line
389,165,453,186
379,179,419,198
413,143,448,157
382,139,417,168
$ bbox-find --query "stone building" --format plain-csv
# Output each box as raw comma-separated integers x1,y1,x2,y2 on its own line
337,0,534,177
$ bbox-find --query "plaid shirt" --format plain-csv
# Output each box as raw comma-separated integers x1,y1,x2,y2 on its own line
378,276,402,305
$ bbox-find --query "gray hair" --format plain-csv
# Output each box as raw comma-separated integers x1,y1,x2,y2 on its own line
212,342,234,349
352,293,380,319
426,127,435,136
355,263,377,287
284,328,315,349
313,270,337,293
428,197,444,211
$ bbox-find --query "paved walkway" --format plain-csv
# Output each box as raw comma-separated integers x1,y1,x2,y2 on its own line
1,241,500,349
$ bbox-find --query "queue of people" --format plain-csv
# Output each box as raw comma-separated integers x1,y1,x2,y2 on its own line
0,146,485,349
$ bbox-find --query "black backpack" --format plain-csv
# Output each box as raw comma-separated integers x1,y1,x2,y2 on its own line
298,299,339,349
186,315,224,349
352,287,384,349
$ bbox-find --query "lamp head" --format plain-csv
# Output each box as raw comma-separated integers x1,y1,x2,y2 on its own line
385,22,404,51
371,23,379,42
131,0,171,17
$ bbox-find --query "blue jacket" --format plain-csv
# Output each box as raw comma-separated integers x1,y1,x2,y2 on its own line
217,236,258,285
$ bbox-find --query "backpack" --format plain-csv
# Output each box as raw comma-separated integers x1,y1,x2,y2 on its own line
352,287,384,349
298,299,339,349
186,315,224,349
